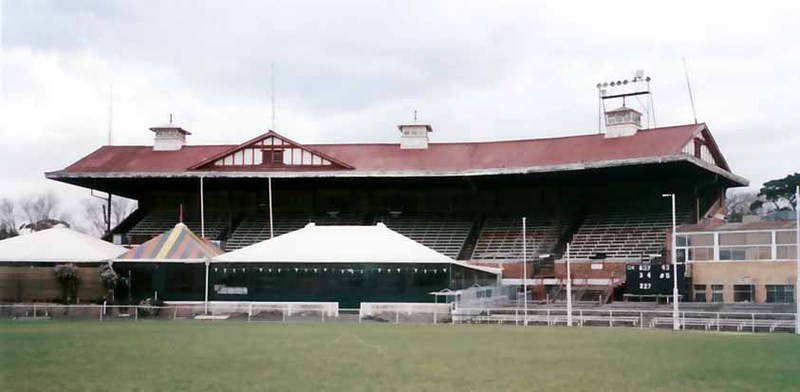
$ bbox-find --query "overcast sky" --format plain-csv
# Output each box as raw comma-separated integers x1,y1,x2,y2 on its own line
1,0,798,224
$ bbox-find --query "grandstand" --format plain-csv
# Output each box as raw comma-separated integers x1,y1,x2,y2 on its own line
46,113,748,302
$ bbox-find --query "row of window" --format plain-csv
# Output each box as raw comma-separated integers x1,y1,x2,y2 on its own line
677,245,797,262
693,284,795,303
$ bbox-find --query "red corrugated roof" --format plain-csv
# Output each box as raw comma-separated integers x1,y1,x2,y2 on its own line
55,124,706,174
313,124,702,172
62,145,233,172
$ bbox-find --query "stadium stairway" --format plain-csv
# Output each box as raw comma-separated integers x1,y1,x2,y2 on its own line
457,214,484,260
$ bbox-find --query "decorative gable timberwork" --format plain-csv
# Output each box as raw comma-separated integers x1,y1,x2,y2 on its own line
679,126,730,171
190,131,354,171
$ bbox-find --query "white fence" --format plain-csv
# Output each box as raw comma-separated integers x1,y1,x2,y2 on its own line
359,302,451,324
2,303,796,333
453,306,797,333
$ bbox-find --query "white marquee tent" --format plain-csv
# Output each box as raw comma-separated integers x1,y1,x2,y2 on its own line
213,223,500,274
0,228,126,263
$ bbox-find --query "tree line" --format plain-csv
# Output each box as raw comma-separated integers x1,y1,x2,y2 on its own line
726,172,799,222
0,193,136,240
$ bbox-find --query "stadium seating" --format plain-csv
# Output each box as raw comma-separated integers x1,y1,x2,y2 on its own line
377,214,474,259
225,213,364,251
127,211,228,240
566,209,691,260
470,217,559,261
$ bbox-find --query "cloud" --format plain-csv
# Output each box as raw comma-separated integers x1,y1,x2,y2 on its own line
1,0,798,222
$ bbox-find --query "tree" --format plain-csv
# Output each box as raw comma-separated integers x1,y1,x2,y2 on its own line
99,264,119,304
725,191,759,222
756,173,799,211
82,197,137,236
0,198,18,239
54,263,81,304
21,192,61,223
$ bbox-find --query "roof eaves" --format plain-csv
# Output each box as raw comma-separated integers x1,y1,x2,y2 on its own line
45,154,737,180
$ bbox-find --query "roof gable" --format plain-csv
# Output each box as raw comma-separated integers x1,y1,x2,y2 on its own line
190,131,354,171
677,124,731,171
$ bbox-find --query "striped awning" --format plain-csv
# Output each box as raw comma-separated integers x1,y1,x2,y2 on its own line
118,223,223,261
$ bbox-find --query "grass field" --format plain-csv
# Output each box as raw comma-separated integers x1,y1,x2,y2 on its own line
1,322,799,391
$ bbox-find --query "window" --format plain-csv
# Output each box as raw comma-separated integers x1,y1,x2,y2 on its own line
693,285,706,303
261,149,284,166
733,284,755,303
711,285,724,303
766,285,794,304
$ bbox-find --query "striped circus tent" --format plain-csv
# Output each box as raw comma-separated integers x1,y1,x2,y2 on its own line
117,223,223,262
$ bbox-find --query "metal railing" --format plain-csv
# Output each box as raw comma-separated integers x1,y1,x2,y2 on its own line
453,306,797,333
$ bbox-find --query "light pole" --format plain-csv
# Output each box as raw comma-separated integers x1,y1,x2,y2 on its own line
522,217,528,326
662,193,680,331
566,242,573,327
795,185,799,335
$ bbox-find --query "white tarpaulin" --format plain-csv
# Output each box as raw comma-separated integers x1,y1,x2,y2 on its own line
0,228,126,263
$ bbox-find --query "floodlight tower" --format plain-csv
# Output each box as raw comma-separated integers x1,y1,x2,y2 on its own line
662,193,680,331
596,70,656,133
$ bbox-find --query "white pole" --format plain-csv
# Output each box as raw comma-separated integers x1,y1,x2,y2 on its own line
795,185,799,334
200,176,205,238
671,193,679,331
522,217,528,326
204,261,210,315
566,242,573,327
268,177,274,239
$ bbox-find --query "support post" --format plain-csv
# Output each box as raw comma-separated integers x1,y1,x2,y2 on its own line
522,217,528,326
268,177,274,239
200,176,205,238
107,193,112,236
204,261,210,315
566,242,573,327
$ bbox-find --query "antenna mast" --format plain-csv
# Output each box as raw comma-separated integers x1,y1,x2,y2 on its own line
270,63,276,130
683,57,698,124
107,83,113,145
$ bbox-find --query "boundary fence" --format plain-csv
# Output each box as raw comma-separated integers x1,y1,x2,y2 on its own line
453,307,797,333
1,303,796,333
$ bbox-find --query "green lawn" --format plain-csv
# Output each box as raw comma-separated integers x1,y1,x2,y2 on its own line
1,322,798,391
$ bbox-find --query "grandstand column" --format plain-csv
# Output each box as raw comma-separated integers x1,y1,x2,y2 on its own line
268,177,274,239
200,176,205,238
522,217,528,326
566,242,573,327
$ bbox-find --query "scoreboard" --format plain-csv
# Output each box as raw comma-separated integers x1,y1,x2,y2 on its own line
626,263,687,296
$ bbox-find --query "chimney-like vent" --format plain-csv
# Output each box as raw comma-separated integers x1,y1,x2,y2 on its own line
604,106,642,138
397,124,432,149
150,124,191,151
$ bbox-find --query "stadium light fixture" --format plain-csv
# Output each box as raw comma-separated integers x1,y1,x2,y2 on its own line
662,193,680,331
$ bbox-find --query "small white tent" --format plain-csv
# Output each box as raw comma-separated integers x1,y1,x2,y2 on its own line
0,228,126,263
